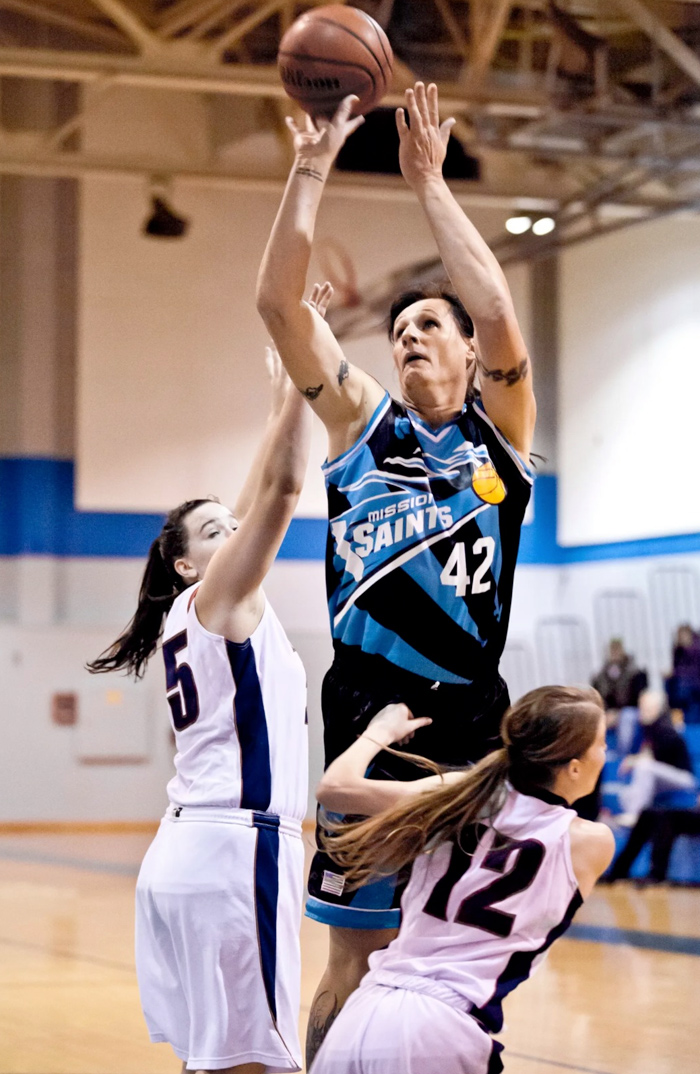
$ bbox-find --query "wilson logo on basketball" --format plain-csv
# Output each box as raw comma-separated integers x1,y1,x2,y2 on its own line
280,67,341,92
472,462,506,504
277,5,393,119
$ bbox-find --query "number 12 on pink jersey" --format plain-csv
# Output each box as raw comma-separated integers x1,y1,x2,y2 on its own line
424,833,545,938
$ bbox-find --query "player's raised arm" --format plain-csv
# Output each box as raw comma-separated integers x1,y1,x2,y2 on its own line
256,96,385,459
194,288,333,640
397,82,536,460
317,703,466,815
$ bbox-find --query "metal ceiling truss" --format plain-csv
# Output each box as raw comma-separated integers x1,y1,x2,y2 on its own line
1,0,700,259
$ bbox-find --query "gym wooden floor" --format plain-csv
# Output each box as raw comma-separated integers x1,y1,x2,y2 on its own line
0,831,697,1074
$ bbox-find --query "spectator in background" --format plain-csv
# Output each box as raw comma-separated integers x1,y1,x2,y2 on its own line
666,624,700,724
592,638,647,710
616,689,697,828
592,638,647,755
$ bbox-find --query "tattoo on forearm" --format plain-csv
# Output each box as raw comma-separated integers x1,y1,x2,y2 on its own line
304,383,324,401
306,990,340,1067
296,165,325,182
478,357,529,387
337,359,349,387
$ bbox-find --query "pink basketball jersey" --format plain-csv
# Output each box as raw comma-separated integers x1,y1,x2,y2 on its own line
364,786,581,1033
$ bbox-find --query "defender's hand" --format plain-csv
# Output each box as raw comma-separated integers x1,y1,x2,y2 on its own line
306,280,334,319
287,95,365,173
264,343,290,416
363,703,432,748
396,82,455,189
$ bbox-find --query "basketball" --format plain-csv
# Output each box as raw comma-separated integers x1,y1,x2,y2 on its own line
472,462,506,504
277,4,393,119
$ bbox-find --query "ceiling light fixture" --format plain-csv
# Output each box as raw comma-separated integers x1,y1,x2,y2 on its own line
505,215,532,235
532,216,556,236
142,176,189,239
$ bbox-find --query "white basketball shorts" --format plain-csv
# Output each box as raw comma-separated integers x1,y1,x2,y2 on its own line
135,805,303,1072
310,980,503,1074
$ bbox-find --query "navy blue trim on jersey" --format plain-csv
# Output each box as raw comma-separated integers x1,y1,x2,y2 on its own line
471,888,583,1033
487,1039,505,1074
516,785,570,809
226,640,272,812
252,812,280,1021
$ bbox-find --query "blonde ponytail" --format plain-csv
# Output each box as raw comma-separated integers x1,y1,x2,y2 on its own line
323,685,604,889
324,747,511,889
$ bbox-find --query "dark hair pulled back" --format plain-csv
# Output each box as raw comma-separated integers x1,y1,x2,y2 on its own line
387,284,476,400
87,497,218,679
323,685,604,889
387,283,475,342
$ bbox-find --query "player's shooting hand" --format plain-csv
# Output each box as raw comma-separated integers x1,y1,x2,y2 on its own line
364,703,432,748
396,82,455,189
287,95,364,172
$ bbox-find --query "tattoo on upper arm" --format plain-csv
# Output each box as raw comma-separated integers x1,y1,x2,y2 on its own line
478,357,529,387
304,383,324,401
296,165,325,182
337,359,349,387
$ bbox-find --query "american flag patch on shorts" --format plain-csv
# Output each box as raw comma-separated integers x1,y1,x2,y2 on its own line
320,870,345,896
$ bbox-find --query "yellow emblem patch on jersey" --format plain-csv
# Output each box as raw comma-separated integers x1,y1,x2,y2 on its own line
472,461,506,504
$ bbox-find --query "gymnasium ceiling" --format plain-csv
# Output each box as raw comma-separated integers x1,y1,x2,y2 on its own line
2,0,700,259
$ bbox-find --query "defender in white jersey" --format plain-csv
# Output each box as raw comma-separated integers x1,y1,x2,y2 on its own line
89,286,331,1074
308,686,614,1073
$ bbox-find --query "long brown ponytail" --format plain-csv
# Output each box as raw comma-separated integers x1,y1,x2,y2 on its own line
87,497,217,679
324,685,604,889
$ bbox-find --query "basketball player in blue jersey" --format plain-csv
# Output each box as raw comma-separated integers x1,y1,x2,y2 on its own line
310,689,614,1073
257,82,536,1062
88,287,331,1074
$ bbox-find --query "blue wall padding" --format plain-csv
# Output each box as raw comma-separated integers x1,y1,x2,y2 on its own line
2,458,700,562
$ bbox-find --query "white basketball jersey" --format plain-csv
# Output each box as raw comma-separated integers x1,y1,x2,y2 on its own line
364,786,581,1033
162,585,308,820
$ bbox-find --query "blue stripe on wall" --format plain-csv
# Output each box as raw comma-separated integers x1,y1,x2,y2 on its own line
2,456,700,564
518,474,700,565
0,456,325,560
0,458,162,558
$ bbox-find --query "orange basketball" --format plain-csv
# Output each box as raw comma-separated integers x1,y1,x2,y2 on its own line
277,4,393,119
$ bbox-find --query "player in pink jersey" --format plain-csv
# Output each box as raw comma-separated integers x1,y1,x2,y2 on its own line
309,686,614,1074
88,285,331,1074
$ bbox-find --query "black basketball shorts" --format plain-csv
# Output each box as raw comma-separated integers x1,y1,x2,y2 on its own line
306,651,510,930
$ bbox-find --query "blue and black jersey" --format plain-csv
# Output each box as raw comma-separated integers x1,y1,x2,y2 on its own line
324,391,533,688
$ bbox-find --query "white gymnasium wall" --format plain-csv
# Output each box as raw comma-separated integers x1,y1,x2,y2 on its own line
559,215,700,546
77,180,510,514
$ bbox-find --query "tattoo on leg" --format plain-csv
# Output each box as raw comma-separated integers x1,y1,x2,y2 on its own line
337,359,349,387
304,383,324,401
306,990,340,1067
479,357,529,387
